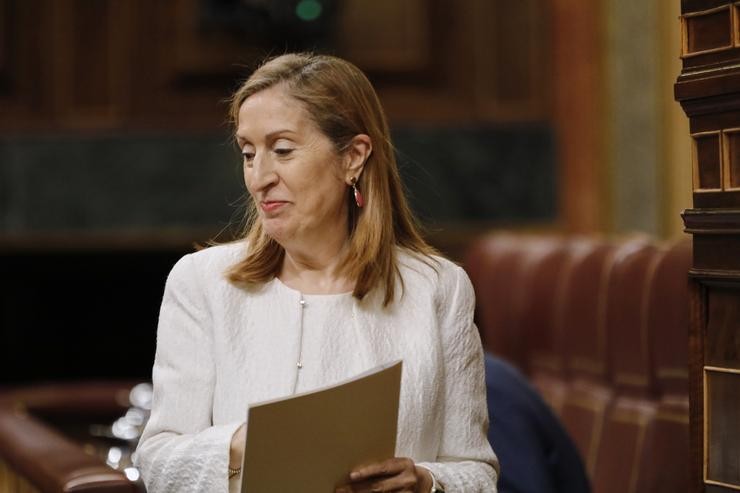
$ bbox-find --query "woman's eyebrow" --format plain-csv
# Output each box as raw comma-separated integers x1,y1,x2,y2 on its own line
235,129,297,144
265,129,298,140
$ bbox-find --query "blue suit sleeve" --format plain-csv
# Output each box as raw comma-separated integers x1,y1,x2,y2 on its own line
484,354,591,493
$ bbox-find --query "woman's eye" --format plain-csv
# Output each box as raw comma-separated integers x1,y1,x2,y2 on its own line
274,148,294,157
242,151,255,166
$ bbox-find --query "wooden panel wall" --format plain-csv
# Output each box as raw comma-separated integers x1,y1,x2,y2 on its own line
339,0,549,124
0,0,549,132
675,1,740,491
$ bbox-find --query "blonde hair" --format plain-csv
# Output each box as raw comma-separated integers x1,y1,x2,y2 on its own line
227,53,436,305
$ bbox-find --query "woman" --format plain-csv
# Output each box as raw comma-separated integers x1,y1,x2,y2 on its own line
134,53,498,493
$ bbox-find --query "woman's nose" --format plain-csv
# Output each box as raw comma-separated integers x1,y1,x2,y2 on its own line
249,153,279,190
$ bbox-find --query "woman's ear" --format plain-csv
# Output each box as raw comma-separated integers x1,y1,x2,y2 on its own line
344,134,372,183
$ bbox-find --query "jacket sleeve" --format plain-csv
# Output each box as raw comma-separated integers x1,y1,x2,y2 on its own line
417,264,500,492
133,254,243,493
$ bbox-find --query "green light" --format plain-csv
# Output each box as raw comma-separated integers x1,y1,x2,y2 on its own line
296,0,322,21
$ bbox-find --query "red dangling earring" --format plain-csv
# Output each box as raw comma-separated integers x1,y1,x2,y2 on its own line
351,177,364,208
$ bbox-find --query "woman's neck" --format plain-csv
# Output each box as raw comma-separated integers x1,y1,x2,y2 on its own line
278,238,354,295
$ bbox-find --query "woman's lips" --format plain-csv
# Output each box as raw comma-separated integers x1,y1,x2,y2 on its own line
260,201,288,213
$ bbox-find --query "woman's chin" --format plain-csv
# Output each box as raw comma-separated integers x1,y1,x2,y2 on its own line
262,222,292,246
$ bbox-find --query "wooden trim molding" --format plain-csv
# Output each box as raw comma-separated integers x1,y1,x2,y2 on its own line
702,366,710,488
735,3,740,52
723,127,740,190
691,127,740,193
681,4,734,59
703,366,740,490
689,269,740,283
683,208,740,233
705,479,740,490
704,365,740,374
692,130,723,192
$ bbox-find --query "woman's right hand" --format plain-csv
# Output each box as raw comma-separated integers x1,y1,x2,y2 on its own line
229,423,247,469
335,457,432,492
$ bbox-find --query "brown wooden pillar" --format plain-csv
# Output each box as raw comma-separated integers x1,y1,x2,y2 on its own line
675,1,740,491
549,0,606,233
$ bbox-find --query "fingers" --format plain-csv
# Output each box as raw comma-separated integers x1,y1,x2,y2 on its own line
344,473,415,492
228,423,247,469
335,458,418,493
336,476,413,493
350,457,414,481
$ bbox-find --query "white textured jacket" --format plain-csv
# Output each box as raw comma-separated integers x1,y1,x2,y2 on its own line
134,242,498,492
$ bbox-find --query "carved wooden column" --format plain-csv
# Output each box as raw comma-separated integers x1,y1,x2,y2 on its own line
675,1,740,491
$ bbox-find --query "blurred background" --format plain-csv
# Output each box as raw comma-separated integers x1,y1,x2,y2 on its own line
0,0,689,385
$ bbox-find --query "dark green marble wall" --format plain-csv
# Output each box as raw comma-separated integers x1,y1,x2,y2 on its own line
0,134,244,233
0,126,556,235
394,125,556,225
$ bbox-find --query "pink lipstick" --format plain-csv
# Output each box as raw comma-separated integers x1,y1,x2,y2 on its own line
260,201,288,213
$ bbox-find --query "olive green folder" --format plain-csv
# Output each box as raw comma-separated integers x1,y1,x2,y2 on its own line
241,360,403,493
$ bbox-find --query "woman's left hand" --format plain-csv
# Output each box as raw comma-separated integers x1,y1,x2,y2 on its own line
335,457,432,493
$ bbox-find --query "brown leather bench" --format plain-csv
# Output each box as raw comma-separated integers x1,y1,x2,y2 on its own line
465,233,691,493
0,382,138,493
